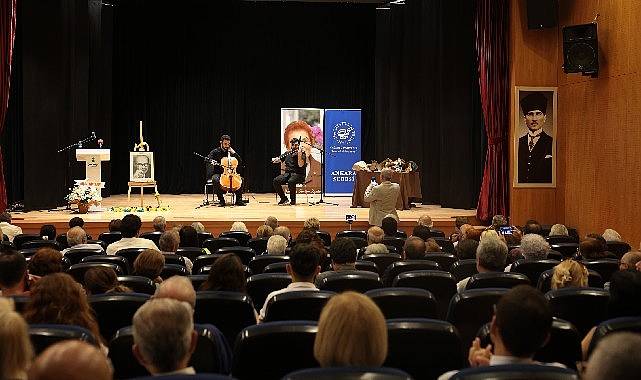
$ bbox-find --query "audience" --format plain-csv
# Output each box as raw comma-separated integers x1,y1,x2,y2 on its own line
381,215,399,237
191,221,205,233
583,332,641,380
265,216,279,230
23,272,105,346
63,226,105,255
84,266,133,295
549,223,569,236
178,225,200,248
579,236,616,259
27,248,65,278
491,214,509,229
523,219,543,235
0,211,23,242
106,214,159,255
315,238,358,287
426,238,441,253
132,298,198,375
108,218,121,232
152,216,166,232
314,291,387,367
273,225,292,246
364,243,388,255
133,249,165,284
39,224,57,241
295,229,328,269
266,234,287,255
256,225,273,238
455,238,479,260
619,250,641,271
229,221,248,232
259,243,321,323
411,225,431,241
303,217,321,231
602,228,622,242
159,230,193,274
439,285,560,379
450,216,470,243
381,236,426,285
199,253,246,292
0,297,33,380
457,237,508,292
29,340,112,380
504,233,549,271
550,259,588,290
0,248,30,295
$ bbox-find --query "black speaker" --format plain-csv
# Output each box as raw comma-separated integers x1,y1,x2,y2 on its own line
563,23,599,77
526,0,558,29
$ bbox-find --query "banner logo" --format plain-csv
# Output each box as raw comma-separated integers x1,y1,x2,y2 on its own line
332,121,356,144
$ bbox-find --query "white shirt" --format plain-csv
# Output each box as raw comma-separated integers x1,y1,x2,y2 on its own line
106,237,159,255
0,222,23,242
258,282,318,323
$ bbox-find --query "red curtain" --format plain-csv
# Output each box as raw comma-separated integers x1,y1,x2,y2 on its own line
475,0,509,222
0,0,17,212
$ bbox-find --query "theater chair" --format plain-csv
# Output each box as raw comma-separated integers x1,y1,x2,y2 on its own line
365,287,438,320
263,290,335,322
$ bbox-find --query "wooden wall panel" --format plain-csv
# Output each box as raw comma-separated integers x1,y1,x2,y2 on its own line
510,0,641,247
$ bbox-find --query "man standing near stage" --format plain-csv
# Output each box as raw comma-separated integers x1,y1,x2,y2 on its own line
207,134,246,207
272,137,307,206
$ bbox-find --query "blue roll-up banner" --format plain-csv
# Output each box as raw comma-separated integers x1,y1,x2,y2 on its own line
324,109,361,195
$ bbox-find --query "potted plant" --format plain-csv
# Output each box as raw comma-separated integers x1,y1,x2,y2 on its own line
65,184,101,214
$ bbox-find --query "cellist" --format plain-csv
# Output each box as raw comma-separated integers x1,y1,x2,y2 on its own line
207,134,246,207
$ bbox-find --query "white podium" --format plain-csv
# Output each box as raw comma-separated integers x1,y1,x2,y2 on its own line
76,149,110,197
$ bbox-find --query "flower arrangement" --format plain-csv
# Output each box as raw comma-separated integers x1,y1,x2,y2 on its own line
310,125,323,149
65,184,101,205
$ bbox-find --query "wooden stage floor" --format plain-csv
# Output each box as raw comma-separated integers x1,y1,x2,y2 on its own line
11,193,477,239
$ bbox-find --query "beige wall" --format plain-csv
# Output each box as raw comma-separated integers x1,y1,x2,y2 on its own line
510,0,641,247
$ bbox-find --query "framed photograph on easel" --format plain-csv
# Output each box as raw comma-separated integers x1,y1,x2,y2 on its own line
130,151,155,182
513,86,557,188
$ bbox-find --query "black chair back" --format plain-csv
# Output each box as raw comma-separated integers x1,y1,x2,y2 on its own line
64,248,105,265
232,321,318,380
545,287,610,336
29,324,98,355
67,262,123,285
176,247,206,262
139,231,162,246
12,233,41,250
449,364,579,379
247,254,289,275
98,231,122,246
219,231,252,246
315,230,332,246
432,237,455,253
537,268,604,293
192,254,225,274
355,260,379,273
115,247,146,273
318,271,383,293
160,263,188,279
335,230,367,240
88,292,151,341
383,260,441,287
549,243,580,258
581,258,620,283
197,232,214,247
423,253,456,272
216,246,256,265
586,316,641,358
263,261,289,273
116,275,156,295
365,287,438,319
282,367,413,380
546,235,579,244
188,274,209,291
385,318,463,379
360,253,402,275
81,254,129,275
162,253,187,267
246,237,269,255
382,236,405,253
21,239,62,250
465,272,531,290
55,233,69,249
605,241,632,258
202,237,240,252
264,290,335,322
194,291,258,346
246,273,292,311
393,269,458,319
509,258,560,284
449,259,478,281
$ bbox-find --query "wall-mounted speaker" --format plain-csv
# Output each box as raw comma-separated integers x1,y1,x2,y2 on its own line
563,23,599,77
526,0,558,29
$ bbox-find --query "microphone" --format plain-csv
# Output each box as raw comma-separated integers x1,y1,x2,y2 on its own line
91,131,96,138
98,139,104,148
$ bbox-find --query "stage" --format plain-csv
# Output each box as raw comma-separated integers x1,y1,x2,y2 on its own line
9,193,478,239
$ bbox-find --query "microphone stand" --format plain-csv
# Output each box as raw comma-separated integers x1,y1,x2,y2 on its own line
57,133,97,210
297,138,338,206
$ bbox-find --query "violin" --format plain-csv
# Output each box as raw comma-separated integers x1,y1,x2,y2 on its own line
271,148,300,163
193,151,243,192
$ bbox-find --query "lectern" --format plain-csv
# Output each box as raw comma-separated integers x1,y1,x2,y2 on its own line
76,149,110,195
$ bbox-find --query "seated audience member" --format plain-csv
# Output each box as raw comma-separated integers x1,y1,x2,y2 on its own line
256,225,273,238
578,236,617,260
491,214,509,229
464,227,482,242
364,243,388,255
314,291,387,367
480,229,501,243
581,270,641,358
549,223,569,237
315,238,358,287
132,298,198,375
417,213,444,236
0,248,30,295
450,216,470,243
438,285,560,380
229,221,248,232
133,249,165,284
152,216,166,232
381,214,399,237
191,221,205,233
505,233,549,271
28,248,65,278
153,276,234,367
583,332,641,380
259,243,321,323
295,229,328,269
63,226,105,255
108,218,121,232
179,225,200,248
602,228,622,242
358,226,385,256
303,217,321,231
106,214,159,255
522,219,543,235
619,251,641,271
0,298,33,380
457,237,508,292
455,238,479,260
266,235,287,255
265,216,279,230
28,340,112,380
364,168,400,226
23,273,105,346
550,259,588,290
39,224,57,241
412,225,431,241
425,238,441,253
159,230,192,274
199,253,246,292
273,226,292,246
0,211,23,242
381,236,426,285
84,266,133,295
66,217,92,238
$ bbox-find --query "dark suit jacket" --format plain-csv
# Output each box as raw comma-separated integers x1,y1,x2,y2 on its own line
518,131,553,183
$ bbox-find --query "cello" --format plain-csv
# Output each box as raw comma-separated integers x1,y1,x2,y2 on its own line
193,151,243,192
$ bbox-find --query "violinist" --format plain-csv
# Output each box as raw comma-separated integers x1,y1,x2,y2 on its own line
207,134,246,207
272,137,307,205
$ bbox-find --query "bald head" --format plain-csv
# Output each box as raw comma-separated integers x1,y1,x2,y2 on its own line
418,215,433,228
153,275,196,309
29,340,112,380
